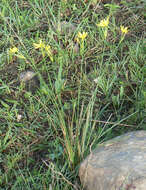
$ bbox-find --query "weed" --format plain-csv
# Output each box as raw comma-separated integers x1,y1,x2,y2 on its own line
0,0,145,189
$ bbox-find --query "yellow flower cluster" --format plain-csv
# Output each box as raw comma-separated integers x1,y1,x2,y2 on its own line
8,20,129,63
120,25,128,34
33,39,45,49
77,32,88,40
97,17,110,39
9,47,18,54
97,16,129,40
97,17,109,28
9,47,26,59
33,39,53,61
76,31,88,43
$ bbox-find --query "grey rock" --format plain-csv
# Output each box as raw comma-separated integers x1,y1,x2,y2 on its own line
79,130,146,190
19,70,39,93
19,71,36,82
55,21,76,35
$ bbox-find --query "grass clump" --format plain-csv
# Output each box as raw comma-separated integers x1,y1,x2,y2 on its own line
0,0,145,189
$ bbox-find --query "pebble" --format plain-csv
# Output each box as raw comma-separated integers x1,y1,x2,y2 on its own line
19,71,36,82
19,70,39,93
55,21,76,35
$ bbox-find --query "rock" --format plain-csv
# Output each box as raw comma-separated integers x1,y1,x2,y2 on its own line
55,21,76,36
19,70,39,93
79,130,146,190
19,71,36,82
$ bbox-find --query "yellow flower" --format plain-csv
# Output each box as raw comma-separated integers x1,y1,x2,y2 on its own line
97,17,109,27
77,31,88,41
45,45,53,61
33,40,53,61
120,25,128,34
33,39,45,49
9,47,18,54
45,45,51,52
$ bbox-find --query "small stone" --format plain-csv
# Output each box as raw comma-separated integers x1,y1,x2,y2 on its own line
19,71,35,82
79,130,146,190
19,70,39,93
93,78,99,84
17,114,22,122
55,21,76,36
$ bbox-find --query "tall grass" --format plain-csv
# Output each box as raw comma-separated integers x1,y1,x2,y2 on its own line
0,0,145,189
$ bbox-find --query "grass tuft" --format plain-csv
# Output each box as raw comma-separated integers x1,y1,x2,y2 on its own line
0,0,145,189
